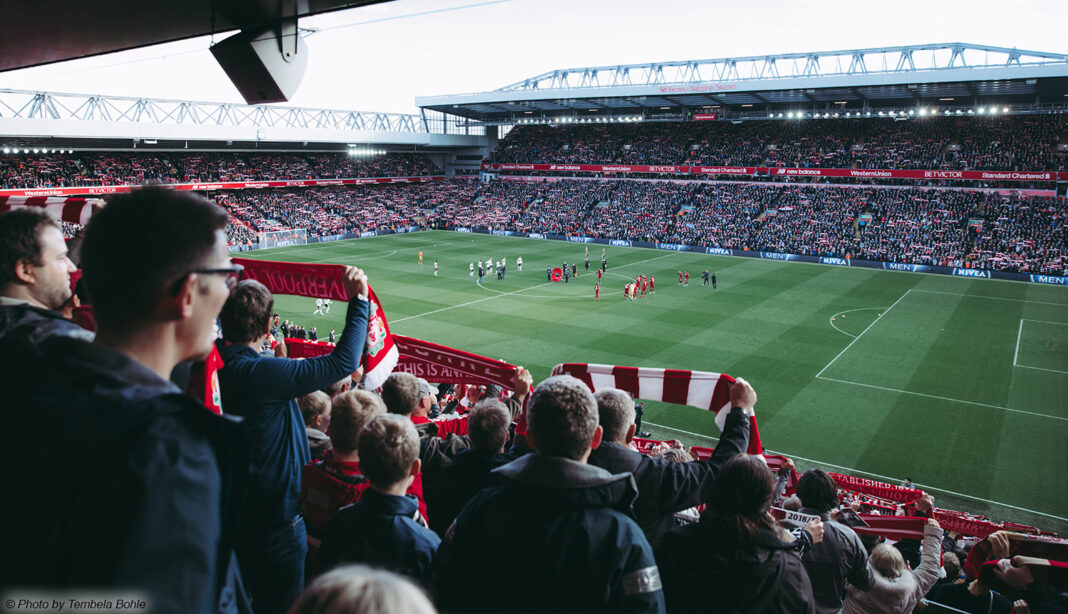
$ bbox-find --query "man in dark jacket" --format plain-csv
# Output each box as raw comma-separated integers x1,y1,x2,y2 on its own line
423,399,515,537
432,375,666,612
0,208,91,346
588,387,750,547
217,271,369,614
0,188,250,613
796,468,875,614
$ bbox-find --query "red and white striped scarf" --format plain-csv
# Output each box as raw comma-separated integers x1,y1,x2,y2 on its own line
550,363,762,456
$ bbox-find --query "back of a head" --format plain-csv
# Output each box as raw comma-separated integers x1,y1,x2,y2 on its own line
707,454,777,541
594,388,635,443
467,400,511,453
220,280,273,344
942,552,961,580
870,543,907,579
795,468,839,513
299,391,331,428
80,188,228,330
357,414,419,488
289,564,436,614
527,375,598,461
0,208,59,290
380,372,420,416
329,390,386,454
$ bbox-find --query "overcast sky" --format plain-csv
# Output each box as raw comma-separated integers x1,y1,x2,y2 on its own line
1,0,1065,114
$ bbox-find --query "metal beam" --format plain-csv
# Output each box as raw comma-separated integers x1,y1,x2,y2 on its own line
490,43,1068,92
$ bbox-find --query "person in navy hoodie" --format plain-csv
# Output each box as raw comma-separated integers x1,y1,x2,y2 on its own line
217,270,369,614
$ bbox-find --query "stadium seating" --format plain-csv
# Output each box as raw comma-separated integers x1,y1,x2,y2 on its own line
490,115,1067,171
0,151,439,188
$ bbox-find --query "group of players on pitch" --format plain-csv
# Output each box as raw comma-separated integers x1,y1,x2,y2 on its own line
418,247,718,302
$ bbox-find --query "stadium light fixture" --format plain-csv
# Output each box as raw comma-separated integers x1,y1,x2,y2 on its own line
978,107,986,114
865,111,871,117
967,109,974,114
33,148,39,154
878,111,885,116
787,112,794,119
908,110,915,116
1002,107,1009,113
955,109,963,115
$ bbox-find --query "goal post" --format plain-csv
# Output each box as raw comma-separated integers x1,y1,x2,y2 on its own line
257,228,308,249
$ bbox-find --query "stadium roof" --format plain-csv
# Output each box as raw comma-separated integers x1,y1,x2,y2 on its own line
0,0,393,73
416,43,1068,124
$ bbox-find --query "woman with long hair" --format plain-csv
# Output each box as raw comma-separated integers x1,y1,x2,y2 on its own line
655,454,817,613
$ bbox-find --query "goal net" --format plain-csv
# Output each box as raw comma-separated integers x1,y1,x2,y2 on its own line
258,228,308,249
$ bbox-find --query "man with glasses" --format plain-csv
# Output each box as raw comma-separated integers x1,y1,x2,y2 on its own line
217,266,370,614
2,187,252,612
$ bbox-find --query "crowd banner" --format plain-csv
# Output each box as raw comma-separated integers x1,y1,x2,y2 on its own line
0,195,100,224
393,335,517,390
286,334,518,391
0,175,446,198
854,515,928,541
830,472,925,503
481,162,1067,182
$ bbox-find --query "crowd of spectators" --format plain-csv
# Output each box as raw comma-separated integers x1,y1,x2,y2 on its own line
215,181,477,238
3,189,1066,614
424,179,1065,274
0,152,439,189
489,115,1067,171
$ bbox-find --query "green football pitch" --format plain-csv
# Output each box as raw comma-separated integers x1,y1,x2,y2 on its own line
242,230,1068,533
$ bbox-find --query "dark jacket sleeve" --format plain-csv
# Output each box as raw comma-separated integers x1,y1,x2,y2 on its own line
650,406,750,514
608,529,667,613
242,298,368,401
846,531,876,591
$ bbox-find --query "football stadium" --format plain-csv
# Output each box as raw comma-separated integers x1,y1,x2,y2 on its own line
1,1,1066,612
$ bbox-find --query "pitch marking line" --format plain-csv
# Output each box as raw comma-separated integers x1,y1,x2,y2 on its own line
815,288,912,379
643,420,1068,523
814,376,1066,422
828,307,886,338
1013,319,1068,375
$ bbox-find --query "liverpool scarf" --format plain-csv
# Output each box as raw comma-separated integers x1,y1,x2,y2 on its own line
232,258,399,388
287,334,518,390
550,363,762,456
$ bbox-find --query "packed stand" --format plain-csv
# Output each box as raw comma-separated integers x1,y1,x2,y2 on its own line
0,152,440,189
489,115,1068,171
218,181,479,239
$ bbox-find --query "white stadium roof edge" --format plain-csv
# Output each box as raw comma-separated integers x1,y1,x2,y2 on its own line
1,42,1065,151
416,42,1068,126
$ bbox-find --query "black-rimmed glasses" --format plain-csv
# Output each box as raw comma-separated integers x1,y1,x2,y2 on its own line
190,265,244,290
